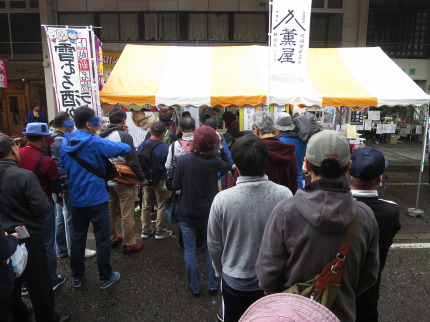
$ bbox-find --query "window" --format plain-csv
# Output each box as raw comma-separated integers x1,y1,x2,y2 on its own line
309,12,343,48
234,13,267,42
9,1,25,9
0,13,10,55
367,8,430,58
10,13,42,55
120,13,138,41
100,13,119,41
312,0,343,9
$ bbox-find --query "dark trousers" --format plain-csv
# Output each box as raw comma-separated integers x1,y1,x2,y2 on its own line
221,278,265,322
70,202,112,281
356,274,382,322
12,234,59,322
0,292,12,322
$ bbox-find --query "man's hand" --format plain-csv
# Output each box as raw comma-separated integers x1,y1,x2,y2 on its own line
216,132,223,150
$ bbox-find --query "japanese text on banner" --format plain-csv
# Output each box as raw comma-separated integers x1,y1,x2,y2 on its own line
269,0,312,82
45,27,98,114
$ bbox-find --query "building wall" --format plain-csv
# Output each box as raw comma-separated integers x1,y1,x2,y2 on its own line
393,58,430,94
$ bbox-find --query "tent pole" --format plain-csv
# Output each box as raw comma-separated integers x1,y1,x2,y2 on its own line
407,103,429,218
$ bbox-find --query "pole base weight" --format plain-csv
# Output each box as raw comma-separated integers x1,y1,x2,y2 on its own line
407,208,424,218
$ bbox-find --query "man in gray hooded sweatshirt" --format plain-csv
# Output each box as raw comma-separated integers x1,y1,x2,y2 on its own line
256,130,379,322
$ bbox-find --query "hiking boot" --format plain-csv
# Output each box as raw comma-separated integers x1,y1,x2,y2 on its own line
111,236,123,248
100,272,120,289
52,274,66,291
85,248,96,258
155,230,172,240
141,229,153,239
123,242,143,255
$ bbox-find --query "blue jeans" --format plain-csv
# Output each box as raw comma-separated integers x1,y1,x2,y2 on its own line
43,200,58,282
54,194,73,255
70,202,112,281
179,221,218,294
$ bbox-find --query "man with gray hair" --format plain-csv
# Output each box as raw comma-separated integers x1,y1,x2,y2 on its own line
256,130,379,322
230,111,297,194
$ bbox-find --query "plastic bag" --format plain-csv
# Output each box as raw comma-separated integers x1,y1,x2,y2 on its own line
10,243,28,277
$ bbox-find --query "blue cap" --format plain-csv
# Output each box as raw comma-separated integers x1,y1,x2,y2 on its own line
349,147,387,181
23,122,53,136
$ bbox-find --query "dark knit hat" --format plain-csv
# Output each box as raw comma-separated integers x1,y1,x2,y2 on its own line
193,126,217,152
204,118,218,130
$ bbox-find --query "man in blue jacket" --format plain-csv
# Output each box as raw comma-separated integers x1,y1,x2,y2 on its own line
60,106,131,289
275,112,306,189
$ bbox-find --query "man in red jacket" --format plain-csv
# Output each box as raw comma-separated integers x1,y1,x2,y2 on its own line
19,122,66,292
230,112,297,194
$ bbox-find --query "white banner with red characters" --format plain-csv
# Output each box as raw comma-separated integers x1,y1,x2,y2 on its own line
44,26,100,115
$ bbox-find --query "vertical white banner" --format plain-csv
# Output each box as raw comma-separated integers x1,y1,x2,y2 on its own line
243,107,255,131
45,26,99,115
269,0,312,81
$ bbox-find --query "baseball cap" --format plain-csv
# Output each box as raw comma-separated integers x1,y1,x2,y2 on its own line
23,122,53,136
349,147,387,181
306,130,350,167
239,293,340,322
204,118,218,130
160,113,172,123
274,112,295,131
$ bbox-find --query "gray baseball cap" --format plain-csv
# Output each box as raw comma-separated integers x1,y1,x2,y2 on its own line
306,130,350,167
274,112,295,131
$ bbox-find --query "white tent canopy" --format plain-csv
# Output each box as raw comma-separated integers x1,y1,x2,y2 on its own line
100,45,430,108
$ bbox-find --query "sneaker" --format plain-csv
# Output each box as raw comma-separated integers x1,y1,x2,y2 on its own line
85,248,96,258
57,251,68,258
111,235,123,248
21,285,28,296
73,277,82,289
155,230,172,240
141,229,153,239
100,272,120,289
135,205,141,212
123,241,143,255
52,274,66,291
151,213,156,223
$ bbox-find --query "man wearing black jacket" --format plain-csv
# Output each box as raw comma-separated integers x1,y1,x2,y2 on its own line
349,147,401,322
0,133,70,322
100,107,147,254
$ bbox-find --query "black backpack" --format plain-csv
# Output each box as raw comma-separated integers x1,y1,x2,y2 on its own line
138,141,163,186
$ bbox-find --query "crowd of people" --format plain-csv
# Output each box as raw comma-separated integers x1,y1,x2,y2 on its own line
0,106,400,322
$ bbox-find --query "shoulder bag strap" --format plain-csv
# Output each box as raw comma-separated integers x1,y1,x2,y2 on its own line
33,154,45,176
150,140,162,150
67,152,105,179
340,212,360,253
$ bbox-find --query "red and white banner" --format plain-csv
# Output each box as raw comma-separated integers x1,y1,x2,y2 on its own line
269,0,312,104
44,26,101,115
0,59,8,88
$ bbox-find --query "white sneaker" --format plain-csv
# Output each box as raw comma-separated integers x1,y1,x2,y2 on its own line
85,248,96,258
155,230,172,240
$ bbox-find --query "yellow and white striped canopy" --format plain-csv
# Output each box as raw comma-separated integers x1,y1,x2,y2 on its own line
100,45,429,108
